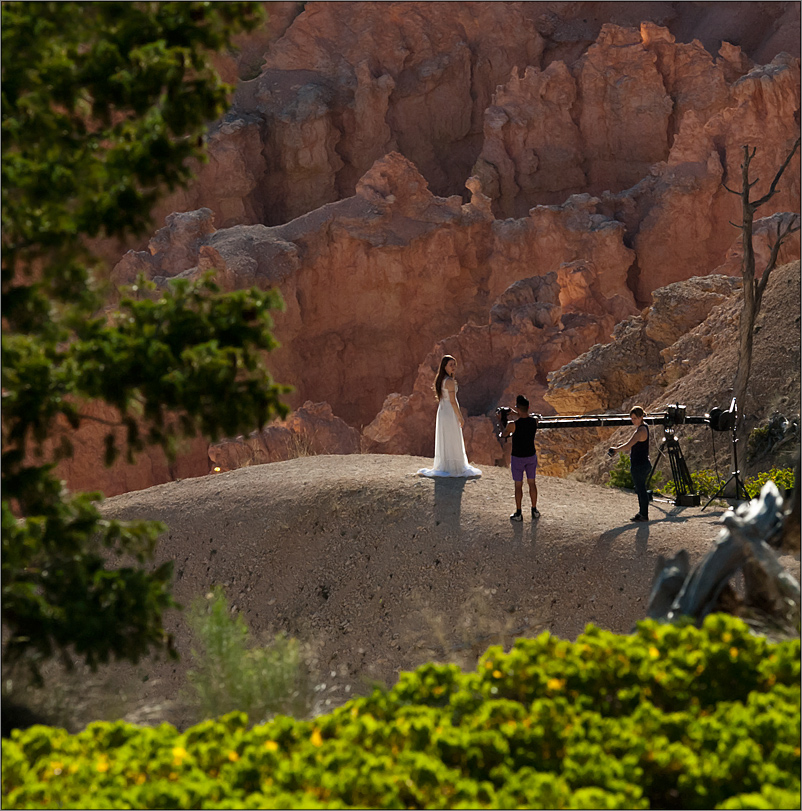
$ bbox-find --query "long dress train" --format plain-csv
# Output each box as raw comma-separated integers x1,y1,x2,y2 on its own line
417,381,481,478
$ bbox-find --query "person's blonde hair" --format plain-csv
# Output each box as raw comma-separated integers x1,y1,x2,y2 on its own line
433,355,455,400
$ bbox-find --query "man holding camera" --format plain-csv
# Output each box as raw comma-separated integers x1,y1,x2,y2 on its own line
501,395,540,522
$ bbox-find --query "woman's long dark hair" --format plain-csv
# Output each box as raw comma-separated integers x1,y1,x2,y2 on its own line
433,355,456,401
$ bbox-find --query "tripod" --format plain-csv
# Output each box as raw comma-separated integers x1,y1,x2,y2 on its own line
702,413,749,509
648,427,700,506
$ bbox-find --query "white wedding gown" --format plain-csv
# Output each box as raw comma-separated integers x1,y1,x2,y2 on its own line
418,380,482,478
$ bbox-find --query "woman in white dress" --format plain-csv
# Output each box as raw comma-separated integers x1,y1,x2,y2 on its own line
418,355,482,478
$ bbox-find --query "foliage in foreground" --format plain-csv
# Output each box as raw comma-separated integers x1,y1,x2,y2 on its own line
184,588,312,726
744,467,796,499
3,615,799,809
1,1,287,683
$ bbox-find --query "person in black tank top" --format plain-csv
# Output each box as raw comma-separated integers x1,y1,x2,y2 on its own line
608,405,651,522
501,394,540,521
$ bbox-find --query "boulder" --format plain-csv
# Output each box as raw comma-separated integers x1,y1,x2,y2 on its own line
209,401,361,472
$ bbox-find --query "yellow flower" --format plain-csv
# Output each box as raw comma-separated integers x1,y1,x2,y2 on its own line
96,759,109,773
492,670,503,679
172,746,188,765
485,660,494,670
722,632,732,643
432,685,444,696
730,647,739,658
311,728,323,747
49,761,63,776
227,750,239,762
264,740,279,752
135,773,147,785
546,678,566,691
649,646,660,658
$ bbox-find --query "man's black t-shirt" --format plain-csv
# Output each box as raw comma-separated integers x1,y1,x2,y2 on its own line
511,416,538,458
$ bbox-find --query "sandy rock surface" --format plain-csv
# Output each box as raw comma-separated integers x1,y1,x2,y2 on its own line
99,453,755,729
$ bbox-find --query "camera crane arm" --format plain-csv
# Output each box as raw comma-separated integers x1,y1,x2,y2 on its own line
494,401,740,508
529,400,736,432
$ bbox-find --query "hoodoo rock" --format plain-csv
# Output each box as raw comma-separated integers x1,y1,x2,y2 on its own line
362,260,637,466
47,4,800,498
111,154,640,430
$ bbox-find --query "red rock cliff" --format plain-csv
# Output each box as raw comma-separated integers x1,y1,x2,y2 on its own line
57,3,800,496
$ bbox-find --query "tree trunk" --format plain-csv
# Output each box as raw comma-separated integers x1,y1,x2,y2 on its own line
726,138,800,431
733,206,756,428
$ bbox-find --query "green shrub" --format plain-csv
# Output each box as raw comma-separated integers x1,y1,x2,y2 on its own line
658,466,796,501
3,615,799,809
661,468,727,499
745,468,796,499
184,588,312,726
606,453,634,489
606,454,664,491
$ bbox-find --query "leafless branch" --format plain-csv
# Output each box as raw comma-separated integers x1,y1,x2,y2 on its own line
752,136,801,209
756,215,802,304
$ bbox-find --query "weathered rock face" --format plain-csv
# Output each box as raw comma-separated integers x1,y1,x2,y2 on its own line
362,259,636,466
234,5,799,226
475,26,799,302
247,1,546,222
209,401,361,472
39,402,211,499
545,274,743,415
53,4,800,497
116,155,638,430
570,260,801,485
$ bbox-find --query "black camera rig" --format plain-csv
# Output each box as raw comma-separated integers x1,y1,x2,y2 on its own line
495,399,745,508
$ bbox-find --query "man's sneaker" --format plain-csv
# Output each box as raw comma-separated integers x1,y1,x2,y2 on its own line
532,508,541,519
510,509,523,522
631,514,648,522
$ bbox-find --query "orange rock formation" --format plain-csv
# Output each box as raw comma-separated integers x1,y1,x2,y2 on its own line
53,4,800,495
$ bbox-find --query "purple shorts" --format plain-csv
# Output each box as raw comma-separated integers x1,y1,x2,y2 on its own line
511,453,538,482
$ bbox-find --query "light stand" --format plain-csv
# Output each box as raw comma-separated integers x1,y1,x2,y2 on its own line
702,397,749,509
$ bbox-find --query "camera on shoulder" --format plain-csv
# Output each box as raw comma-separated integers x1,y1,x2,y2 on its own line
495,406,513,428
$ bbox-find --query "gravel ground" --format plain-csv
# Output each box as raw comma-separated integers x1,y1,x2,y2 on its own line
97,453,755,729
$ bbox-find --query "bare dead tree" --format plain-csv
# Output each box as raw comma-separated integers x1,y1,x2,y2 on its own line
723,137,801,428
